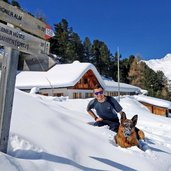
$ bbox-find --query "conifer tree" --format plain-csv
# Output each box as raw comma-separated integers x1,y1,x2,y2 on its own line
69,32,84,62
50,19,85,63
83,37,92,62
121,55,136,83
128,58,170,100
50,19,71,63
100,43,111,76
128,56,142,87
91,40,111,76
120,58,130,83
108,51,119,80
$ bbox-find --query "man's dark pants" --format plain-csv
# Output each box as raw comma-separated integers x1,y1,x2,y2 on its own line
94,118,119,132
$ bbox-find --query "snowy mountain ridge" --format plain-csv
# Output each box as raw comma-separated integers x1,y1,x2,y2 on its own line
143,53,171,80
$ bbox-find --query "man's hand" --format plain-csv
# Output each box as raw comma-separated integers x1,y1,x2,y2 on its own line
95,117,103,122
119,111,125,116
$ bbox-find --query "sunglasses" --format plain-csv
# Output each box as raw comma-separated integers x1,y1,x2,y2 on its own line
94,91,103,95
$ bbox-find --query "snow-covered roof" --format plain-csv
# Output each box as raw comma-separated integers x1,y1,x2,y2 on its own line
134,94,171,109
16,61,141,93
16,61,106,89
47,61,105,88
16,71,50,89
103,77,141,93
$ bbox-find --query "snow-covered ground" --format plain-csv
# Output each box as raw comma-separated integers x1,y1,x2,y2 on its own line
0,89,171,171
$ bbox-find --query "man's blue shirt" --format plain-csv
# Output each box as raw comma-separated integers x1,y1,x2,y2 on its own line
87,96,122,120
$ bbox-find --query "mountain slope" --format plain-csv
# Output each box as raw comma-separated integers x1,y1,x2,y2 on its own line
143,54,171,80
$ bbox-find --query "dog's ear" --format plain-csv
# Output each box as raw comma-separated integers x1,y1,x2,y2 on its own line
131,115,138,126
121,112,127,123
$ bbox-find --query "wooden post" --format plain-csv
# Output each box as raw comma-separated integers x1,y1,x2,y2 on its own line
117,47,120,102
0,47,19,153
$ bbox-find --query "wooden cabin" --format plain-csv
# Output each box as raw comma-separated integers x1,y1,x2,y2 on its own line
16,61,105,99
72,70,100,98
103,77,141,96
134,95,171,117
139,101,169,117
16,61,142,99
37,69,101,99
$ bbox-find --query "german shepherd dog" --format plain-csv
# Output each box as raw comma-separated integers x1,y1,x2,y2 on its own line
114,112,145,150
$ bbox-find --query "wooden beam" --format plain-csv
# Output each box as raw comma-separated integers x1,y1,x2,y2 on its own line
0,47,19,153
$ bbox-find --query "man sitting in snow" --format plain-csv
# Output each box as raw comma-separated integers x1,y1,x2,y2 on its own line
87,85,148,150
87,85,124,132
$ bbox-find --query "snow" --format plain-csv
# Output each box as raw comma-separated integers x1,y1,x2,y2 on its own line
16,61,106,89
103,77,141,93
0,89,171,171
134,94,171,109
15,61,141,94
143,53,171,80
29,87,40,94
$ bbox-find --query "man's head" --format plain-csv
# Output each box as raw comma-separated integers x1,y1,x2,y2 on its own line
93,85,105,102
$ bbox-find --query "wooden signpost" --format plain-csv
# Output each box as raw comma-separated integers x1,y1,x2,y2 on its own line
0,1,53,153
0,47,19,153
0,22,50,55
0,1,53,40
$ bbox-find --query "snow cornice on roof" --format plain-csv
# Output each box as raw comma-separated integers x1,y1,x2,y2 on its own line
15,61,141,94
46,60,106,88
16,61,106,89
134,94,171,109
103,77,141,93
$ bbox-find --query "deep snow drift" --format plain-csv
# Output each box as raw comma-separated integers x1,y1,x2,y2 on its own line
0,89,171,171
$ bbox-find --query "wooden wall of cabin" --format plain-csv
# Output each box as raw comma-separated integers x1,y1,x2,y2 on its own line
73,70,100,89
153,106,168,117
139,101,168,117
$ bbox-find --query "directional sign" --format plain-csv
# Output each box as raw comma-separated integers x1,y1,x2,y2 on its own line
0,1,54,154
0,22,50,55
0,1,54,40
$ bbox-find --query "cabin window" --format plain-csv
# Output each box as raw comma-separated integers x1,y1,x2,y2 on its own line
41,93,48,96
73,92,82,99
53,93,64,97
85,93,93,98
84,78,88,84
107,92,118,96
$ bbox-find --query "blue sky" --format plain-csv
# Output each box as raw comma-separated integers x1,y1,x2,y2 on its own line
18,0,171,60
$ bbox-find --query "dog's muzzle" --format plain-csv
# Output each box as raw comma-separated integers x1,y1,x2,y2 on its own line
122,121,132,138
123,128,131,138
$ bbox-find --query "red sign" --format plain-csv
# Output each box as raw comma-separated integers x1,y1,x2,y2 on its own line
45,25,55,40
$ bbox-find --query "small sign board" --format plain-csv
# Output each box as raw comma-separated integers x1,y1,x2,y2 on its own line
0,1,54,40
0,22,50,55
